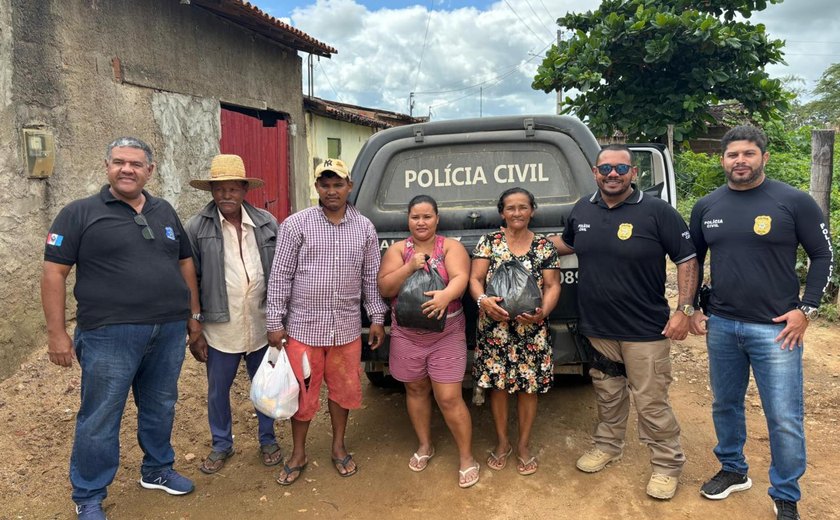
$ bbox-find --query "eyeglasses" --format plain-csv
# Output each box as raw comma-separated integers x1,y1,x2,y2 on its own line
134,214,155,240
596,163,632,176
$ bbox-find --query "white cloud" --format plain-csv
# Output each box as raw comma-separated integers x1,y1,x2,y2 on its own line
291,0,593,119
752,0,840,97
288,0,839,119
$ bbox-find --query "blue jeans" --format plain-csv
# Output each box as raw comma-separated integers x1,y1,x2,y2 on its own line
706,314,806,502
207,345,276,451
70,321,186,505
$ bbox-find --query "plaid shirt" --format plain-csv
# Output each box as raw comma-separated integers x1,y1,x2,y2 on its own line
266,204,387,346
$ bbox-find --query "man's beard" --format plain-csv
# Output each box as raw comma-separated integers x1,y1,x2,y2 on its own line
726,163,764,186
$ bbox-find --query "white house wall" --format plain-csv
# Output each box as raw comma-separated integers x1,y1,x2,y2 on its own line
306,112,377,204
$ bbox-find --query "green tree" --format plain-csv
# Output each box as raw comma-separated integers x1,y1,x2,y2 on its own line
799,63,840,127
532,0,789,141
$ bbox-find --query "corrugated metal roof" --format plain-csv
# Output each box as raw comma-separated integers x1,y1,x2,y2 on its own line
189,0,336,57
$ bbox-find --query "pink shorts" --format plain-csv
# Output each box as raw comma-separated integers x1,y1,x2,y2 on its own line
389,311,467,384
284,336,363,422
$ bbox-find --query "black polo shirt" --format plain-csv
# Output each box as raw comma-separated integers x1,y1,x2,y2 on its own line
562,187,696,341
44,185,193,330
689,179,834,323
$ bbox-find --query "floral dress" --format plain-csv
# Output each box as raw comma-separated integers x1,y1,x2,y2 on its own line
472,231,561,394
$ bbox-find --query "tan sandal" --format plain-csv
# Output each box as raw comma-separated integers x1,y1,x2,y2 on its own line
459,462,480,489
486,447,512,471
408,447,435,472
517,455,538,476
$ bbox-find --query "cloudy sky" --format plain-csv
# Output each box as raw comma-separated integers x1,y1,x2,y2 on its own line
255,0,840,120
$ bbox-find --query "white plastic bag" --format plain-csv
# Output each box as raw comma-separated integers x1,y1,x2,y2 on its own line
250,346,300,420
301,352,311,379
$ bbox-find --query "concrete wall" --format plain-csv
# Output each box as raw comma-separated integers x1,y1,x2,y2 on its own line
305,112,377,204
0,0,313,379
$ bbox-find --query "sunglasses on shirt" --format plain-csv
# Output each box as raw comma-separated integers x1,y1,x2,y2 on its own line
134,214,155,240
596,163,632,176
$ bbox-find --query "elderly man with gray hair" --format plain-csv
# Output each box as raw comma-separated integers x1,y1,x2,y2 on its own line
185,154,282,474
42,137,200,520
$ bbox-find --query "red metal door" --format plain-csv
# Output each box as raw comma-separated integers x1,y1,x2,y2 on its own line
219,107,290,221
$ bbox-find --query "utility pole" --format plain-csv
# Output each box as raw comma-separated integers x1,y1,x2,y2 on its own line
409,92,415,117
808,129,836,304
556,29,563,115
307,54,314,99
810,129,834,230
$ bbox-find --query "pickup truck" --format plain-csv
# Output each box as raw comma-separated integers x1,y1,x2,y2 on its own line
348,115,677,386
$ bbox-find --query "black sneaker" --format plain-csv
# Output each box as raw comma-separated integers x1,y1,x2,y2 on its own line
773,499,800,520
699,469,752,499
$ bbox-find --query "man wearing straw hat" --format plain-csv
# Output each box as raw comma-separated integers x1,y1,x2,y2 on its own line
185,154,282,475
266,158,388,486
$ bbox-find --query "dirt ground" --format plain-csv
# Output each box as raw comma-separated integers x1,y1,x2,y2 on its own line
1,321,839,520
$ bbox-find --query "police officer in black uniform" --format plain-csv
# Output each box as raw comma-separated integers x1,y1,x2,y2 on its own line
689,125,834,520
553,143,698,500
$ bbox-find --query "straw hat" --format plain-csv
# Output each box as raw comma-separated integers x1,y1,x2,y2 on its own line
189,154,265,191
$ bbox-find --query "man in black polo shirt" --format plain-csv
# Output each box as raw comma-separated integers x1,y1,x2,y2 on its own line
41,137,202,520
553,144,698,500
689,126,834,520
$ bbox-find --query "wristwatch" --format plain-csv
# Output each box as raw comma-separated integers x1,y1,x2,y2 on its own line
797,305,818,321
190,313,205,322
678,304,695,317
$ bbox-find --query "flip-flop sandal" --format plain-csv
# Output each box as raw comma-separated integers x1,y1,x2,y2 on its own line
276,462,307,486
458,462,480,489
408,447,435,472
260,443,283,467
517,456,538,476
332,454,358,477
199,448,235,474
486,447,513,471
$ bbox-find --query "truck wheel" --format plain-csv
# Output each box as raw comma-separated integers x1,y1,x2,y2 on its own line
365,371,402,388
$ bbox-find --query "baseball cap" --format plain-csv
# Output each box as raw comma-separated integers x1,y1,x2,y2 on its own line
314,159,350,180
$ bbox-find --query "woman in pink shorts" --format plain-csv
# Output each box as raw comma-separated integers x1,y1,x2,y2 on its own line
377,195,479,488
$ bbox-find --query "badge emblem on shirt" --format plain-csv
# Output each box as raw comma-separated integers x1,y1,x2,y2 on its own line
617,223,633,240
753,215,772,236
46,233,63,246
165,226,176,240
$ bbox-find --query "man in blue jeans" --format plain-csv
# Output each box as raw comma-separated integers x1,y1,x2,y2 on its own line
41,137,201,520
689,125,834,520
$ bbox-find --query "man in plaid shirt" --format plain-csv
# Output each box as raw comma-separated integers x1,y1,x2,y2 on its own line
267,159,387,486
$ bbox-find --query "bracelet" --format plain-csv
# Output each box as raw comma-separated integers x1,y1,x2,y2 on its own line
476,294,488,309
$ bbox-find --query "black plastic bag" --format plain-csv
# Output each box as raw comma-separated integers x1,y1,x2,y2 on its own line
395,262,447,332
486,260,542,318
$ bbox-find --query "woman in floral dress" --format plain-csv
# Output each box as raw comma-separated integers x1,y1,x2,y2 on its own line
469,187,561,476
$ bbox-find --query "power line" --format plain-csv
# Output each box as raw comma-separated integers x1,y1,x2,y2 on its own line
784,53,840,57
503,0,546,45
428,44,551,110
786,40,840,44
522,0,555,38
316,61,342,102
537,0,555,22
412,4,434,94
415,41,553,96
